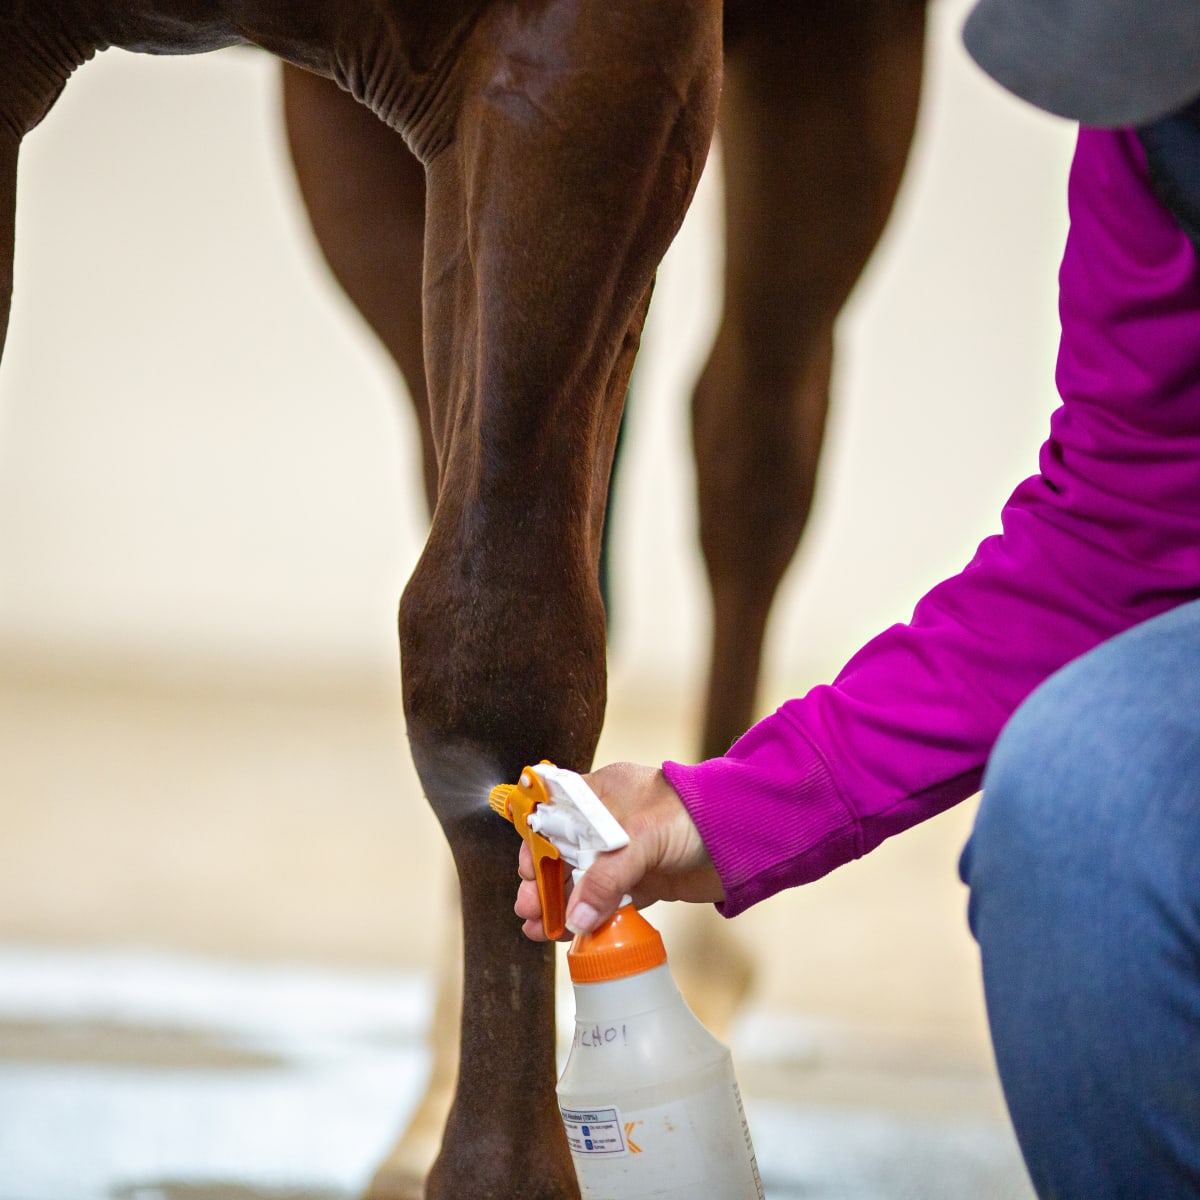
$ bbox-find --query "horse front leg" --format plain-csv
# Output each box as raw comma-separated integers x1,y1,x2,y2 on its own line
398,4,722,1196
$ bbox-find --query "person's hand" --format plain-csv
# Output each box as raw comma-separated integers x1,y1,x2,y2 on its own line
515,761,724,940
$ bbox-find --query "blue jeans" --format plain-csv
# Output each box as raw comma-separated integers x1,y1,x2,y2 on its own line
960,598,1200,1199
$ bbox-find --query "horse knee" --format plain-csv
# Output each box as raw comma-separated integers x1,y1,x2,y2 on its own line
398,542,607,812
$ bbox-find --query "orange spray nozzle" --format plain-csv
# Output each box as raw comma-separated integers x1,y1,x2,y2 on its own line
490,766,569,939
491,762,631,942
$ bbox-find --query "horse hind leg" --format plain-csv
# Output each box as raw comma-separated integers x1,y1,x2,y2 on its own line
675,0,928,1031
281,62,437,511
695,0,927,762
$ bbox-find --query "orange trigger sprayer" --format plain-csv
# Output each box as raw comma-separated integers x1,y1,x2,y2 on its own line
489,761,631,941
491,762,765,1200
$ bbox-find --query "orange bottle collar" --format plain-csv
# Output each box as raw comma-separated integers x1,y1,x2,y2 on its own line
567,904,667,984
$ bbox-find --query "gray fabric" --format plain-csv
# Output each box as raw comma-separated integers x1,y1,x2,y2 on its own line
963,0,1200,126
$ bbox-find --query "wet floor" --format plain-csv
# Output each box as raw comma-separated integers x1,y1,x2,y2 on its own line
0,663,1034,1200
0,947,1031,1200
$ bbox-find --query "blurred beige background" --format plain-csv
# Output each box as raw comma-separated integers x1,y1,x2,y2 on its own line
0,0,1076,1082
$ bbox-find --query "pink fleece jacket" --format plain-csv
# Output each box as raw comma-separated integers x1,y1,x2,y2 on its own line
663,128,1200,917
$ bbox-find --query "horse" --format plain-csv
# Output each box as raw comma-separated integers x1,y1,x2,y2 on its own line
0,1,926,1197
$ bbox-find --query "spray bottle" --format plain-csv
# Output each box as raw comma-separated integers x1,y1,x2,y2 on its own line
490,762,765,1200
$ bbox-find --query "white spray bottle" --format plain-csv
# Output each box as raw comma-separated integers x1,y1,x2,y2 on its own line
490,762,765,1200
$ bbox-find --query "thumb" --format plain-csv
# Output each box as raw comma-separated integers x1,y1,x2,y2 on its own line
565,846,642,935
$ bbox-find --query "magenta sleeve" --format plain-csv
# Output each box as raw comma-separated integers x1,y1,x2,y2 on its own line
666,128,1200,917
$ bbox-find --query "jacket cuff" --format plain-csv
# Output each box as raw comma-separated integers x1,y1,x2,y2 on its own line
662,712,861,917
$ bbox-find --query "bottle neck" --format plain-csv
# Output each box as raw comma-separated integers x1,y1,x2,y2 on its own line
570,961,681,1021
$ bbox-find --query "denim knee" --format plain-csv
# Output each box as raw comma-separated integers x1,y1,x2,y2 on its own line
959,602,1200,1198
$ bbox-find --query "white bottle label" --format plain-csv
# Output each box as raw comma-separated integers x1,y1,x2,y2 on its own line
560,1106,628,1156
559,1080,765,1199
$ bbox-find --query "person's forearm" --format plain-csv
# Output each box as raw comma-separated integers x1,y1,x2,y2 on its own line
668,127,1200,916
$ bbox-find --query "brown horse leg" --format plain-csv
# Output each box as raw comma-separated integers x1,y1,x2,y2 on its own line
400,3,721,1196
696,0,928,761
280,63,437,510
671,0,928,1030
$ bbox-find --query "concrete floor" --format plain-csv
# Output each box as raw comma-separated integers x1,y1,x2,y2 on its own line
0,659,1034,1199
